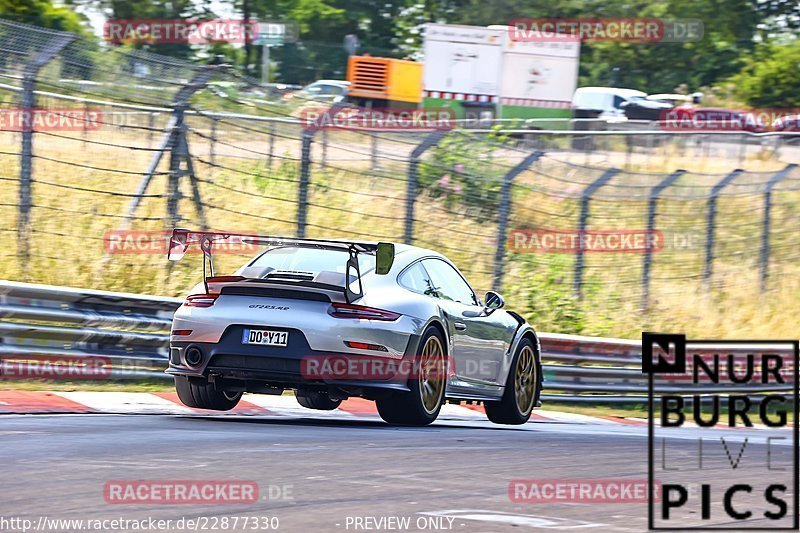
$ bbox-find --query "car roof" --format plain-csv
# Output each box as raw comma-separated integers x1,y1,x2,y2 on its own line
647,93,690,100
574,87,646,98
308,80,350,86
257,241,440,261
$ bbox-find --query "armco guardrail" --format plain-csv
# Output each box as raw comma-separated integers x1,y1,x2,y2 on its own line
0,280,179,379
0,280,793,403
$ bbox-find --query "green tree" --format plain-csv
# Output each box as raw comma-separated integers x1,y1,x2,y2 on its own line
66,0,206,59
729,40,800,108
0,0,89,33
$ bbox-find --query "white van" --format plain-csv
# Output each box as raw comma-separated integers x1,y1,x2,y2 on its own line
571,87,647,119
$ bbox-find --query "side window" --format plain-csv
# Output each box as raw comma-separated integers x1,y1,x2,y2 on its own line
613,95,626,109
422,259,477,305
399,262,436,296
319,84,340,95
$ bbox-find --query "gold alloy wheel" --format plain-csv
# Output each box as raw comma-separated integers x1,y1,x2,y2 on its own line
515,345,536,414
418,336,446,414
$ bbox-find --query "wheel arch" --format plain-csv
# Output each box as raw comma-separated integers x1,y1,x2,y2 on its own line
511,325,543,384
423,318,449,348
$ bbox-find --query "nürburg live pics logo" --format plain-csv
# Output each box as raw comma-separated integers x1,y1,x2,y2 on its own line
643,332,799,530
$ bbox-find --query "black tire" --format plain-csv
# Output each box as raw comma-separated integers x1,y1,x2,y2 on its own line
295,391,342,411
485,337,541,425
174,376,242,411
376,326,447,426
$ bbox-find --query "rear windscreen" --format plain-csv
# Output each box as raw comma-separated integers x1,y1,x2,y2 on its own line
248,246,376,275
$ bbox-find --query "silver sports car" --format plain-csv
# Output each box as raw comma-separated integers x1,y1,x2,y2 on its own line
166,229,542,425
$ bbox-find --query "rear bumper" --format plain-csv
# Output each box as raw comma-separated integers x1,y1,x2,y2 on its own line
168,324,422,394
170,296,421,358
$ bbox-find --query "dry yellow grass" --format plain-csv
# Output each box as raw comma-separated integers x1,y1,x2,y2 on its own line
0,124,797,341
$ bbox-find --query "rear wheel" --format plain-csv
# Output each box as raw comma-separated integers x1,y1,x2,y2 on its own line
485,338,540,425
295,391,342,411
175,376,242,411
376,326,447,426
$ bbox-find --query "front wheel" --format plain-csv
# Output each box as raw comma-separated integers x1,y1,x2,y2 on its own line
485,338,540,425
376,326,447,426
175,376,242,411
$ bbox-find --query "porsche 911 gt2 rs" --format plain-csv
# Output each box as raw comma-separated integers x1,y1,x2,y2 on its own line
166,229,542,425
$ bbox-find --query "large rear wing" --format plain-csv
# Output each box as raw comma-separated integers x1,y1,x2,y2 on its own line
166,229,395,303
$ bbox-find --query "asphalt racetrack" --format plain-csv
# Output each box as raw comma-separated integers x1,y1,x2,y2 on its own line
0,411,791,532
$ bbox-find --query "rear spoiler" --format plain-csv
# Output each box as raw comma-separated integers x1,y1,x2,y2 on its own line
166,229,395,303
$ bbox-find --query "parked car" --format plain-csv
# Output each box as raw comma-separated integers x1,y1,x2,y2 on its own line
259,83,303,99
166,230,542,426
646,93,692,106
286,80,350,103
571,87,647,120
621,98,674,121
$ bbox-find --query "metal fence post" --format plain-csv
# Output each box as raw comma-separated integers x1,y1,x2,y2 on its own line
148,112,156,149
574,168,619,299
642,170,685,309
166,112,185,228
370,132,378,172
321,128,328,167
493,151,543,291
16,32,74,265
209,116,217,168
405,131,447,244
82,101,90,149
268,121,276,170
760,164,796,291
297,129,315,238
703,169,743,282
738,134,746,166
119,65,221,230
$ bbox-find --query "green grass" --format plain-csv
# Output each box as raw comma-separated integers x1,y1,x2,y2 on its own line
0,122,797,342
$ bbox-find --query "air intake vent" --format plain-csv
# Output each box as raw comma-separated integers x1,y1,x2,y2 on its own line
352,60,389,92
264,270,315,282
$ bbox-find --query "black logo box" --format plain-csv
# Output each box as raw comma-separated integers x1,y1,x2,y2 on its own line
643,333,799,531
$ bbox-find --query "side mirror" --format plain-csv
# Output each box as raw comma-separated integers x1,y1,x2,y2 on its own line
375,242,395,275
484,291,505,310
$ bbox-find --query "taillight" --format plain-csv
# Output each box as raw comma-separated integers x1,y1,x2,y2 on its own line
345,341,389,352
329,303,401,321
184,294,219,308
206,276,246,283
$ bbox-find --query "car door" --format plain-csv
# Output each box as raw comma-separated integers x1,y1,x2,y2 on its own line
421,258,511,385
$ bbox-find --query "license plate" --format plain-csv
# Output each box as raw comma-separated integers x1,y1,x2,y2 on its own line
242,328,289,347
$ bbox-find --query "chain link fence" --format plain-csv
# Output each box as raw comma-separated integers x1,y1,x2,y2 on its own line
0,18,799,336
